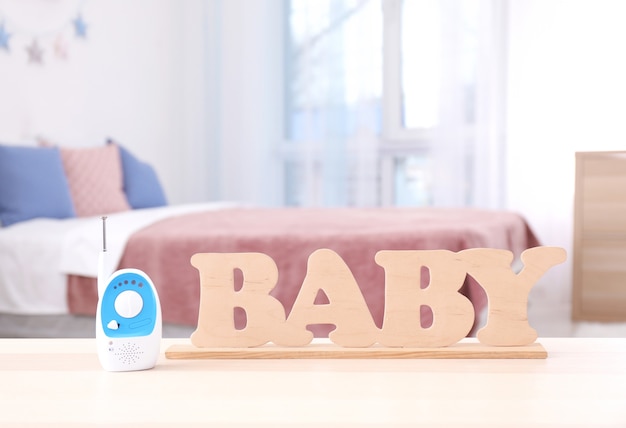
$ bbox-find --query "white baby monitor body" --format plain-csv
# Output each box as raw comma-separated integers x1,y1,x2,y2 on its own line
96,216,162,372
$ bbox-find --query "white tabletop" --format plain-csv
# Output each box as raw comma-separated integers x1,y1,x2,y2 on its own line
1,338,625,427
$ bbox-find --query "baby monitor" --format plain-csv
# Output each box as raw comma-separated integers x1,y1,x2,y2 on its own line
96,216,162,371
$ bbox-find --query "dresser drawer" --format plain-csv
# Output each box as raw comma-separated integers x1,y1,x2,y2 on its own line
576,238,626,320
579,154,626,235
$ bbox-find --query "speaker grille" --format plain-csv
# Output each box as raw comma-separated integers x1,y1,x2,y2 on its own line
114,342,145,365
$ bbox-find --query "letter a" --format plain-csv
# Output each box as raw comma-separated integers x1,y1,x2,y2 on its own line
286,249,378,347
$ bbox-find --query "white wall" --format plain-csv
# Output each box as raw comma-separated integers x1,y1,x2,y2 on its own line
0,0,213,204
507,0,626,303
0,0,284,206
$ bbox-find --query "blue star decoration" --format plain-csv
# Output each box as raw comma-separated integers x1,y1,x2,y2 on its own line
0,22,11,51
73,14,88,38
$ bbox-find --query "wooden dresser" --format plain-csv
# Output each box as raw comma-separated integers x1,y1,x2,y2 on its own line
573,151,626,320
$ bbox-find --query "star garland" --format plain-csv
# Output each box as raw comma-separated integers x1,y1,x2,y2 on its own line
0,1,88,65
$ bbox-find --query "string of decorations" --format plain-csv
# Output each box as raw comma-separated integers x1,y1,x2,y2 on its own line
0,0,88,65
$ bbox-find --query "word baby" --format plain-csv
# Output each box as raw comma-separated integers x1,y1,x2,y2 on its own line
190,247,565,348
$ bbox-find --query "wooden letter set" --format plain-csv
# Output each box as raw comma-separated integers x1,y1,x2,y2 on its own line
166,246,566,359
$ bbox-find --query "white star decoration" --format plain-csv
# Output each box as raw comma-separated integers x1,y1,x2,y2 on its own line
54,35,69,60
26,39,44,64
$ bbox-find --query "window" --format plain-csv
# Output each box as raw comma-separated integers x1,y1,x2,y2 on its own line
283,0,504,208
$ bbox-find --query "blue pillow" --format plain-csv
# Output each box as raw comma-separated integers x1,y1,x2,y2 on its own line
108,141,167,209
0,145,76,227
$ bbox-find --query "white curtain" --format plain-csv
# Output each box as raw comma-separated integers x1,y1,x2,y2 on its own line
200,0,285,206
472,0,508,209
280,0,382,207
427,0,508,209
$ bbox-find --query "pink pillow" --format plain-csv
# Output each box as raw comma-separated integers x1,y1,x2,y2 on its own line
61,144,130,217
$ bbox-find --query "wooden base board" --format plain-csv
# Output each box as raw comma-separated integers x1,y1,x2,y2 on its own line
165,342,547,360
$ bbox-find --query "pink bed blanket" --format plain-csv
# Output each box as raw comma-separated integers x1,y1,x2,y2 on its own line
68,207,540,336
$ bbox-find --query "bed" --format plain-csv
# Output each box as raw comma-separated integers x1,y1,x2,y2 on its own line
1,204,540,336
0,142,541,337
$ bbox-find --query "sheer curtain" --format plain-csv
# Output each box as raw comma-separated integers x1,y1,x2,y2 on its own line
281,0,382,207
199,0,285,206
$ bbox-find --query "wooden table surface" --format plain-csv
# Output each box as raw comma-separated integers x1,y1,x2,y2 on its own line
1,338,626,427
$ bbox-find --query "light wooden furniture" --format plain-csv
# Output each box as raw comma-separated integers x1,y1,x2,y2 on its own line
166,341,548,359
1,338,626,427
573,151,626,320
185,247,565,353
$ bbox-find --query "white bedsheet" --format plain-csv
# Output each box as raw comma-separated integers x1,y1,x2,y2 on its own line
0,202,236,314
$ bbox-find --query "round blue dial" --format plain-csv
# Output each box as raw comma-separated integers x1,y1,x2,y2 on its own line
100,271,157,337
